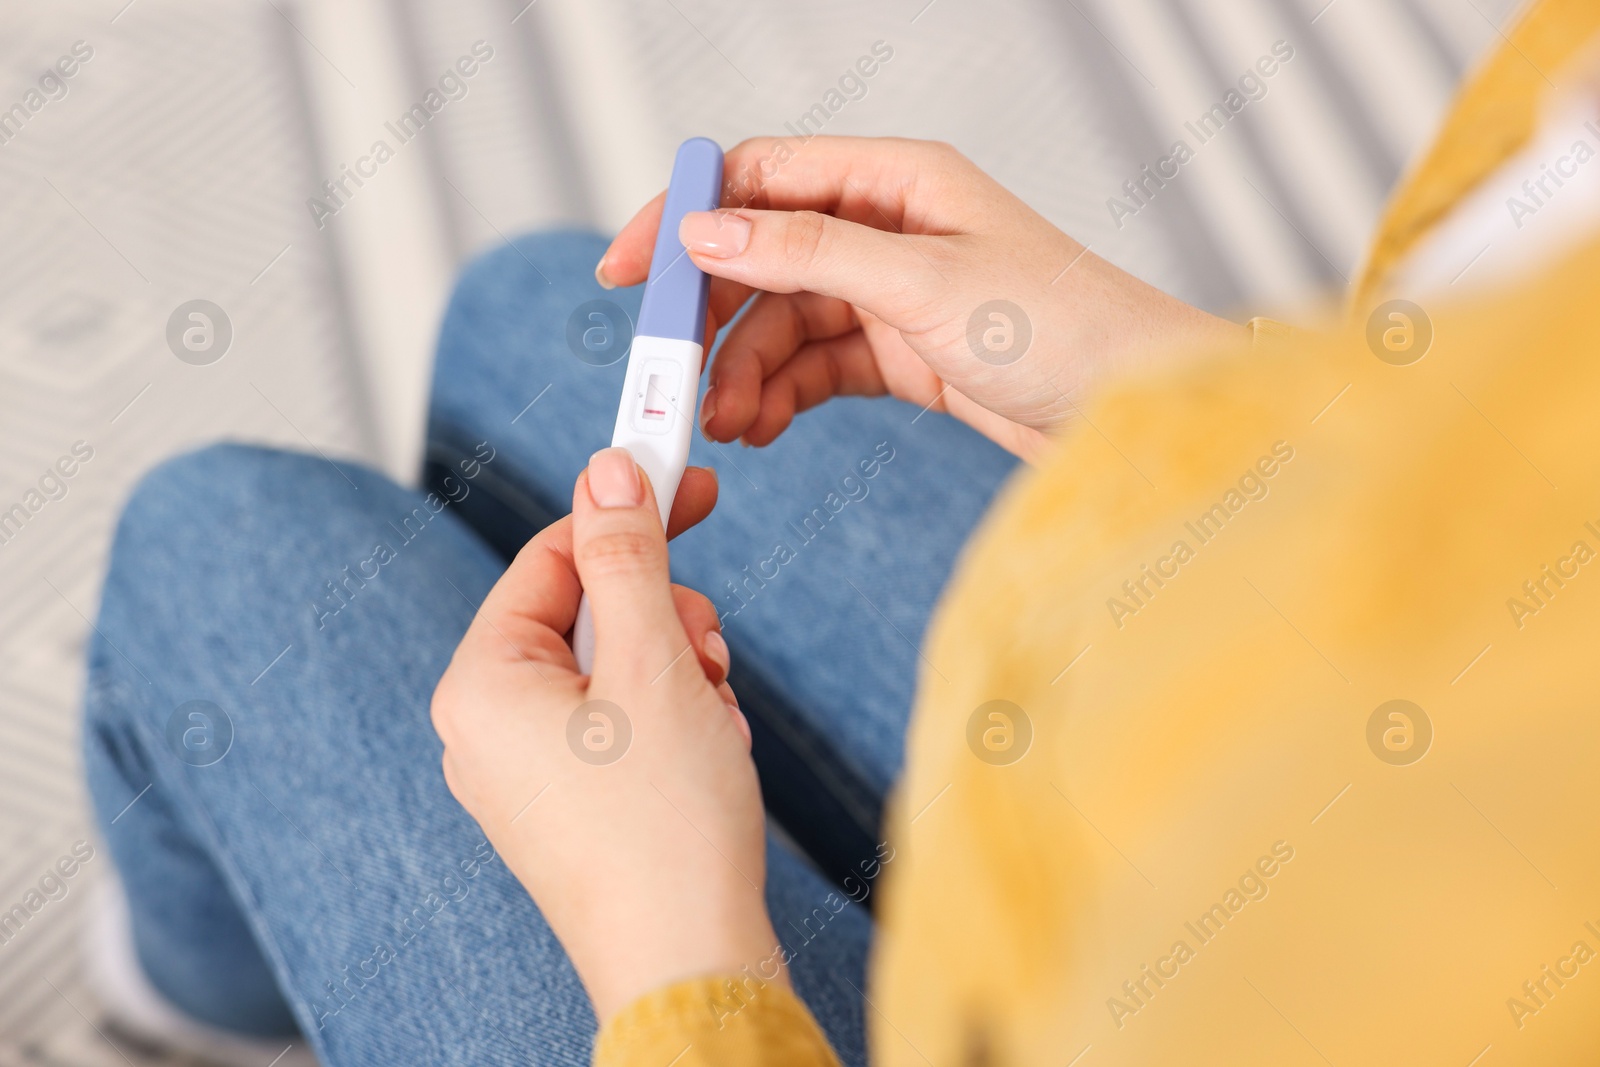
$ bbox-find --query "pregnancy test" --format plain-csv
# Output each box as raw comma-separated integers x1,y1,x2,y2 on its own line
574,137,723,672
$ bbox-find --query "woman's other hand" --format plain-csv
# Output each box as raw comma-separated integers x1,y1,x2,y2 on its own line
597,136,1246,461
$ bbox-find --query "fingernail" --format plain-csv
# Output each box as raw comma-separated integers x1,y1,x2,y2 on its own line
588,447,641,507
594,257,615,290
700,387,718,436
680,211,750,258
703,630,730,676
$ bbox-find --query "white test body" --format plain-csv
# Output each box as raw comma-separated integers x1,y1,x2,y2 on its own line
572,334,704,672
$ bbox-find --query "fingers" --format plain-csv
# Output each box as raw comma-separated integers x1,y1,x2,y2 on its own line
717,682,751,749
598,136,976,306
598,190,665,287
465,517,582,671
598,192,755,336
677,208,945,332
739,332,886,446
671,585,730,687
451,459,717,680
601,190,797,290
601,216,755,359
717,136,975,223
572,448,694,680
701,291,855,443
665,466,718,539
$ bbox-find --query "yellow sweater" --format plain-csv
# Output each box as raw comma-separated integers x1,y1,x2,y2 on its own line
596,1,1600,1063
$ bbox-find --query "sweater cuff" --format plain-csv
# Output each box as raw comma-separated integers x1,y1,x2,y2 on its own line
1246,316,1296,354
594,975,841,1067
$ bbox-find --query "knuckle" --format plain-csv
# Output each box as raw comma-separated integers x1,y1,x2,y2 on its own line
917,238,963,281
782,210,829,267
675,584,717,624
921,139,973,183
577,528,663,577
439,753,474,813
430,684,457,746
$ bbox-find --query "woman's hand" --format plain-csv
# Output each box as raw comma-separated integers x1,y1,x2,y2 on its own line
431,449,779,1022
597,136,1245,462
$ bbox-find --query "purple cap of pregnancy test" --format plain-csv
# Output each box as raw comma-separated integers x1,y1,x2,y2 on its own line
636,137,724,345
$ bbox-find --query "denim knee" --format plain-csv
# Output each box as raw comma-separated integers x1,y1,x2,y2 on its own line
88,442,406,706
432,228,621,393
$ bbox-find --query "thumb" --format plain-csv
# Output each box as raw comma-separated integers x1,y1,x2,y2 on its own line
573,448,693,683
679,208,943,327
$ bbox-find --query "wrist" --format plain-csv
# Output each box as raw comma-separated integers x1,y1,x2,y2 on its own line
580,890,788,1024
1096,269,1248,371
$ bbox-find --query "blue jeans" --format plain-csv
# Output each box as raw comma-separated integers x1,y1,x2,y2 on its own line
83,231,1017,1065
